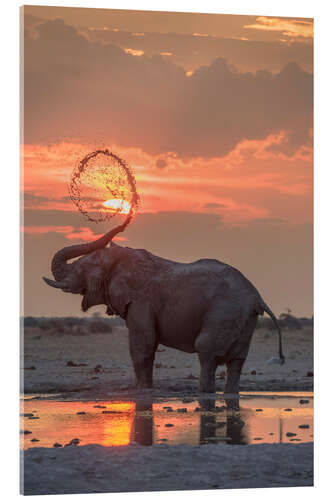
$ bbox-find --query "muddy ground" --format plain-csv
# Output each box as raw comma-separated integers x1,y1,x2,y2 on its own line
22,323,313,397
21,323,313,494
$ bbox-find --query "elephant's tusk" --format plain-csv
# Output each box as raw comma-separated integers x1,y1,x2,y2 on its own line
42,277,67,289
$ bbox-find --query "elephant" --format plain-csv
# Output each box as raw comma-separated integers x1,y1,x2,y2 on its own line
43,219,285,403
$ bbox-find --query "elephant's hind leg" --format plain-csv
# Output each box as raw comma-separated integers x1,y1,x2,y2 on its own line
224,314,258,408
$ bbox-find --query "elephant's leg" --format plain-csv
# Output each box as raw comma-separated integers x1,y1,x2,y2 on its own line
129,340,156,388
224,314,258,409
198,352,218,393
126,301,157,389
224,358,245,409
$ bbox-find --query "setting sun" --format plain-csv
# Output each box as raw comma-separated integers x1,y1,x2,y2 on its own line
102,198,131,214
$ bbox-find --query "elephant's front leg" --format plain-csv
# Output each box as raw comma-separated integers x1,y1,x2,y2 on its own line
129,330,156,388
126,302,157,389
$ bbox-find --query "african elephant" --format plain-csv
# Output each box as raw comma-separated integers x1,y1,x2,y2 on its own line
43,220,285,402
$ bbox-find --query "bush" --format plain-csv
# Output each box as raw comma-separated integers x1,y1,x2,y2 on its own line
23,317,113,335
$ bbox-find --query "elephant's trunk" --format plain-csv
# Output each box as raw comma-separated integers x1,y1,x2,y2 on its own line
51,215,132,281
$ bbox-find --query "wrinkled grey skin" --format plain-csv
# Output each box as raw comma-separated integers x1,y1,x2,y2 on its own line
43,221,284,405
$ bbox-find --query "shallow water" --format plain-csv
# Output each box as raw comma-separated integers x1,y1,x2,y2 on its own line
21,392,313,450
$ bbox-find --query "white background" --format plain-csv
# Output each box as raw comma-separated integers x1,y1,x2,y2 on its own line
1,0,331,499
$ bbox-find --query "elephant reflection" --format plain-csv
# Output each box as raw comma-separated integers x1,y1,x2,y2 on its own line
129,398,248,446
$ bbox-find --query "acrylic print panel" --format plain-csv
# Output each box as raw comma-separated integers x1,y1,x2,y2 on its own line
21,3,313,495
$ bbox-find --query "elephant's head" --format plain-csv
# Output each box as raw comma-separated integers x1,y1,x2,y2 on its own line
43,218,131,313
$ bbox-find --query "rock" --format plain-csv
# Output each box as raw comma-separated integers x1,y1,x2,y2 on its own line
30,438,39,442
256,409,263,412
68,438,80,446
299,400,309,404
269,433,274,435
21,413,34,417
299,424,310,429
53,442,62,448
177,408,187,413
284,408,292,412
166,408,174,412
165,423,174,427
254,437,263,440
67,360,77,367
286,432,297,437
21,430,32,434
93,405,107,409
76,411,86,415
28,416,39,420
163,406,173,410
290,438,301,441
250,370,257,375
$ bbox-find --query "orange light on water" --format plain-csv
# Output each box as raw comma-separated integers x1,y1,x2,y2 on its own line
102,198,131,214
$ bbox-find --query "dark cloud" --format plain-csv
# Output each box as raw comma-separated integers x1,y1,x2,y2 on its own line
24,19,313,158
155,158,168,169
83,27,313,75
203,202,226,209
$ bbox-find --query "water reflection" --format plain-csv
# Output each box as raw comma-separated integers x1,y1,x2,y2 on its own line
21,393,313,450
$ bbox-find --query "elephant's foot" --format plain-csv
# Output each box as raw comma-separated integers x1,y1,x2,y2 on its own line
224,392,240,410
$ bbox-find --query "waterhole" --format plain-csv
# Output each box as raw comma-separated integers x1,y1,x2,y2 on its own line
21,392,313,449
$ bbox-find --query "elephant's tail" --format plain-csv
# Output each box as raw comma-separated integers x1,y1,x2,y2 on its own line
258,301,285,365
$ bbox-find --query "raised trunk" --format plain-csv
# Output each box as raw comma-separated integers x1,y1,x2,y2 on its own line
51,216,132,281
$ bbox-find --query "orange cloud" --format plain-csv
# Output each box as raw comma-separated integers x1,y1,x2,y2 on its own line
24,224,127,242
124,48,144,56
244,17,313,40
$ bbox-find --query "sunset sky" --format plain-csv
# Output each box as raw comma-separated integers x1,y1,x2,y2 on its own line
22,5,313,317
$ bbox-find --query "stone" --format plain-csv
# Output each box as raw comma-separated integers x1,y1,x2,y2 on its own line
299,399,309,404
76,411,86,415
53,442,62,448
256,409,263,412
165,423,174,427
284,408,292,412
299,424,310,429
30,438,39,442
93,405,107,409
177,408,187,413
68,438,80,446
286,432,297,437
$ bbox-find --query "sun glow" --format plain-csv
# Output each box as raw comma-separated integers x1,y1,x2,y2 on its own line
102,198,131,214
